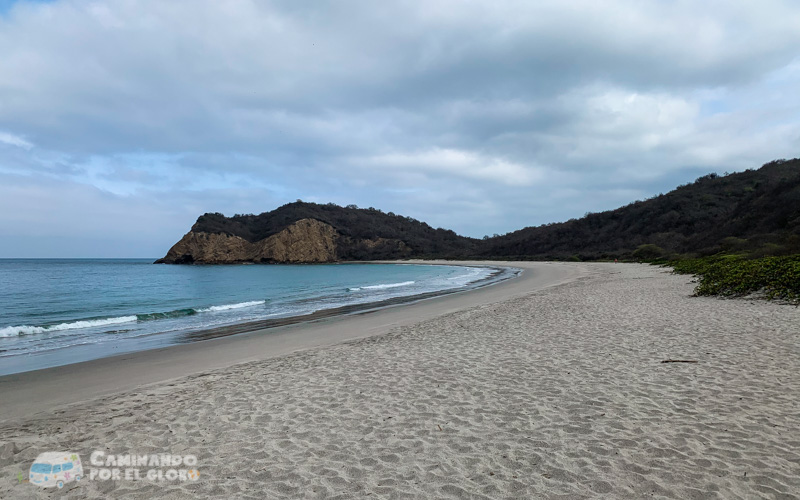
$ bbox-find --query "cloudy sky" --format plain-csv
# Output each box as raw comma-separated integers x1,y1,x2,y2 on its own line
1,0,798,257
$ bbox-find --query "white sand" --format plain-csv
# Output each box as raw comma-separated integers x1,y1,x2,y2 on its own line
1,263,798,499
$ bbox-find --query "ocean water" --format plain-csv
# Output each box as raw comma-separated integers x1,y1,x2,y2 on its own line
0,259,503,375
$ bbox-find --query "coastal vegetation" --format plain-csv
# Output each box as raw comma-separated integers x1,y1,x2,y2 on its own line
480,158,800,260
668,254,800,304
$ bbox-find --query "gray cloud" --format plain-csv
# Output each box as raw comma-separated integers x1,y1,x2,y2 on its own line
0,0,799,255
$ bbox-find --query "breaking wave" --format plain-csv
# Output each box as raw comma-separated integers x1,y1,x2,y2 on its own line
0,301,268,338
0,316,138,338
348,280,415,292
196,300,266,312
135,308,197,321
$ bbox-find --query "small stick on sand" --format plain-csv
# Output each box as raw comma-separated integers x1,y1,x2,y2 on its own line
661,359,698,363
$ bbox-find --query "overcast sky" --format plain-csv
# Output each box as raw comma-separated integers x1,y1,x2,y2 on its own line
1,0,799,257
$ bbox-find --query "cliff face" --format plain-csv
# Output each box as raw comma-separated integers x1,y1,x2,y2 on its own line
252,218,338,263
155,219,339,264
156,232,251,264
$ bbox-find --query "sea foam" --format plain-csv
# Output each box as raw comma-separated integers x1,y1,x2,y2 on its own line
196,300,266,312
0,301,268,338
0,316,138,337
348,281,415,292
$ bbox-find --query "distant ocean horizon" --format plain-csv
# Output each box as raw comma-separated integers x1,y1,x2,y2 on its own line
0,259,510,375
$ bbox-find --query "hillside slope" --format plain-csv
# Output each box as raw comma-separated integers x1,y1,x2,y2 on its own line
480,158,800,260
157,158,800,263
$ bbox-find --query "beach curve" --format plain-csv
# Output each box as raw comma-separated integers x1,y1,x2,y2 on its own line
1,261,798,499
0,261,579,423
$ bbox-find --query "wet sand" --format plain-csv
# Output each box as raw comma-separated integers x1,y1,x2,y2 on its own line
1,262,798,499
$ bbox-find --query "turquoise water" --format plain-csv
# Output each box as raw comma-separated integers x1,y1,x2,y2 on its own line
0,259,500,375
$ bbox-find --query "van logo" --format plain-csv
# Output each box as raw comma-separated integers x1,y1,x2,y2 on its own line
29,452,83,489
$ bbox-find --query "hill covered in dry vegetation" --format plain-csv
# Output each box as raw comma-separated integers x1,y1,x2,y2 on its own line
158,158,800,264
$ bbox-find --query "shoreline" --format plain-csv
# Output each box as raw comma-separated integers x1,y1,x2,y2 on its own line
0,260,586,423
0,261,517,376
167,262,519,345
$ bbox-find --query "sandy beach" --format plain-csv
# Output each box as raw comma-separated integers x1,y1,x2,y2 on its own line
1,262,798,499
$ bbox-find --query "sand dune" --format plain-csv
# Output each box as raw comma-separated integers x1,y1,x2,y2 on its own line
1,263,798,499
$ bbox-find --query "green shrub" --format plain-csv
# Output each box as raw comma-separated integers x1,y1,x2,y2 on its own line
719,237,748,252
632,244,665,261
669,254,800,304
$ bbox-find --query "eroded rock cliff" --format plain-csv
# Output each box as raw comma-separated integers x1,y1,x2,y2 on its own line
252,218,338,263
155,219,339,264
